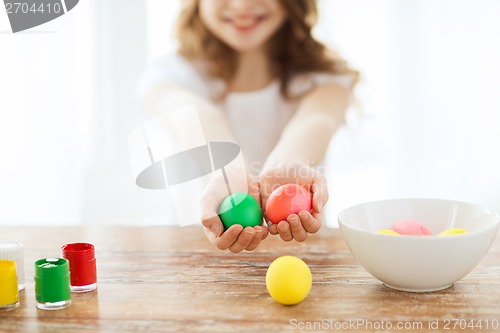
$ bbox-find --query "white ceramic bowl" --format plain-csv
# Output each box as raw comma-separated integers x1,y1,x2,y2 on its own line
338,198,499,292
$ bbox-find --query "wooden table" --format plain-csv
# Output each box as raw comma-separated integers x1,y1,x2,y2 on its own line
1,226,499,332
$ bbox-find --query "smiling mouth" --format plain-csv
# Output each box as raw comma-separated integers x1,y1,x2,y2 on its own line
224,15,266,32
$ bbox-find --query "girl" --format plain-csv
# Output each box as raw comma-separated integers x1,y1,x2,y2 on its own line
138,0,359,252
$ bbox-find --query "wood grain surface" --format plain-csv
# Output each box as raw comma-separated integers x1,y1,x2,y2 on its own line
0,226,499,333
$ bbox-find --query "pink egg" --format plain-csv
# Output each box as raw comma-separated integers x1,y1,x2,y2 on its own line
391,220,432,236
265,184,312,224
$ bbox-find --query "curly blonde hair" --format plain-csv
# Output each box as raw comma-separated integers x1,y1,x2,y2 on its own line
175,0,359,98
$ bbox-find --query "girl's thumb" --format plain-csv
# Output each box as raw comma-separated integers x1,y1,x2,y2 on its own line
210,223,222,237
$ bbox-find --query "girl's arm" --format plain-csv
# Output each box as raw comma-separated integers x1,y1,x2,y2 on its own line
141,85,269,252
264,83,350,167
260,83,350,241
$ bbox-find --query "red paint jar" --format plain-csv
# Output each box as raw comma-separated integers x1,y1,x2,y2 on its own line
61,243,97,292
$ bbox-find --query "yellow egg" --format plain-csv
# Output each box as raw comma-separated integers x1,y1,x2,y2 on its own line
266,256,312,305
376,229,400,235
437,228,469,236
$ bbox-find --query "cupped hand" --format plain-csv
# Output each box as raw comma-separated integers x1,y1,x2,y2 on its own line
259,162,328,242
200,165,268,252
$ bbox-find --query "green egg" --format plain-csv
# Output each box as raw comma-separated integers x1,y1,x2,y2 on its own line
219,192,263,229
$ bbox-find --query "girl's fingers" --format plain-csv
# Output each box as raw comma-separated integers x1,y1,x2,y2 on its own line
287,214,308,242
259,225,270,240
204,224,268,252
229,227,256,253
277,221,293,241
311,176,328,214
268,222,279,235
244,228,263,251
298,211,322,234
214,224,244,250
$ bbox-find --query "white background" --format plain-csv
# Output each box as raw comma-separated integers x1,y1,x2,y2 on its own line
1,0,499,226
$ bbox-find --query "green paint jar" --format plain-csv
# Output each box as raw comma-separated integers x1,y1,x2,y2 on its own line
35,258,71,310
